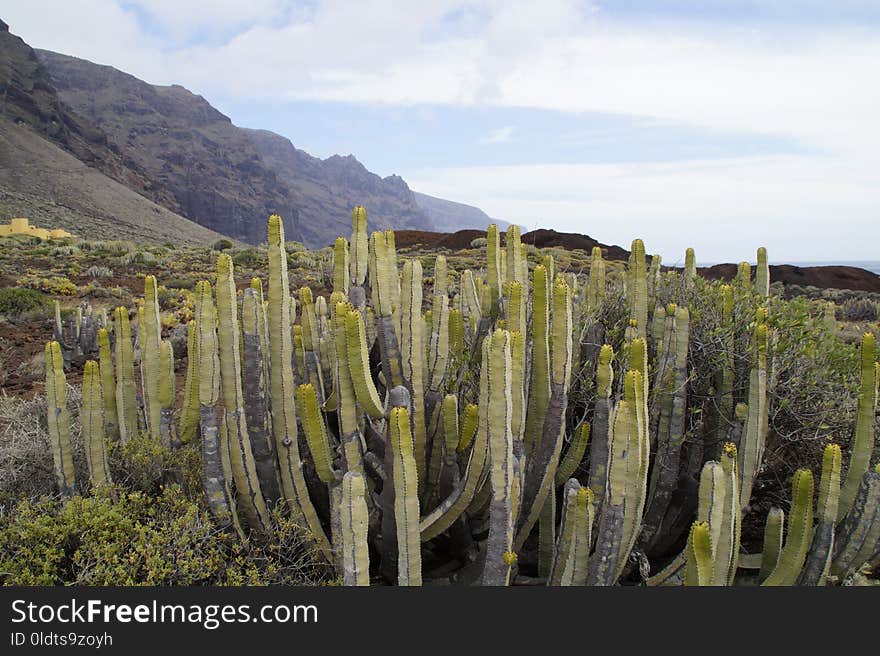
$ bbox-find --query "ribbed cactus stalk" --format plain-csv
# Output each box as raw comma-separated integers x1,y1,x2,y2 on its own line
350,205,368,289
684,521,714,586
297,383,339,484
96,328,118,442
340,471,370,586
113,306,137,442
639,306,689,551
158,339,175,448
555,423,590,486
716,443,741,585
421,341,491,540
266,215,332,560
758,507,785,583
762,469,814,586
333,237,350,295
178,321,200,445
648,254,662,309
241,289,281,507
427,292,450,395
739,322,768,509
141,275,162,440
587,345,614,513
388,405,422,585
628,239,648,338
523,265,550,457
736,261,751,290
216,253,271,532
195,280,234,527
480,329,517,586
369,230,403,389
331,302,364,476
838,332,876,522
516,276,572,550
713,284,735,456
831,467,880,581
400,259,428,487
486,224,501,319
587,371,639,585
298,287,325,398
342,309,384,418
755,247,770,297
82,359,111,487
505,225,522,285
549,481,594,586
45,341,76,497
800,443,841,585
684,247,697,285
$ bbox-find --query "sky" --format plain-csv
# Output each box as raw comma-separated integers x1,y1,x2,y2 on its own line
2,1,879,264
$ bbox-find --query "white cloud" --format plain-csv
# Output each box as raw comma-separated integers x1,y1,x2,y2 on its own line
479,126,514,144
407,155,880,263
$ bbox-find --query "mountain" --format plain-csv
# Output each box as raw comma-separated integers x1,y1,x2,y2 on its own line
242,128,433,240
35,49,306,245
0,20,225,245
412,192,509,233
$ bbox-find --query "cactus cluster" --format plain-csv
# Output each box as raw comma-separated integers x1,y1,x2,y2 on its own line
44,210,880,586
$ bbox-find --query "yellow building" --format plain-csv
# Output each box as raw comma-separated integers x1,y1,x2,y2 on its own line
0,218,74,240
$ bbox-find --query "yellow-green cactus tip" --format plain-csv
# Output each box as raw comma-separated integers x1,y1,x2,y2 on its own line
723,442,738,458
629,318,638,328
502,551,518,565
735,402,748,420
599,344,613,365
666,303,677,314
577,487,593,505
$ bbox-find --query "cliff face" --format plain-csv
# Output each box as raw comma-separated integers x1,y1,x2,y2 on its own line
36,50,304,245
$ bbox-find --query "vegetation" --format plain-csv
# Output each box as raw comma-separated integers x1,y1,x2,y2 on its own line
0,210,878,587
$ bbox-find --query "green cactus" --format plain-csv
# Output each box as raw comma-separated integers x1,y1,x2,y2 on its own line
96,328,118,442
628,239,648,338
158,339,175,448
831,469,880,581
739,322,769,509
340,470,370,585
758,507,784,583
45,341,76,497
333,236,350,295
800,443,841,585
113,306,137,443
549,481,594,586
389,405,422,585
587,344,614,513
763,469,815,586
178,321,200,445
684,247,697,285
555,423,590,486
486,224,501,319
838,332,876,522
266,215,332,560
82,359,111,487
141,275,162,440
685,521,714,586
350,205,368,289
586,246,606,311
523,265,550,457
755,247,770,297
298,383,339,484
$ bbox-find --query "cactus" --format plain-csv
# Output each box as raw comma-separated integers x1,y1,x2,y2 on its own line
758,507,785,583
755,247,770,297
831,468,880,581
838,332,876,522
555,423,590,486
799,443,841,585
388,405,422,585
350,205,368,288
684,521,714,586
628,239,648,338
178,321,200,445
763,469,815,586
158,339,175,448
739,322,769,509
113,307,138,442
81,359,111,487
141,275,162,440
683,247,697,284
267,215,332,560
45,341,76,497
549,481,594,586
216,254,271,532
96,328,118,442
587,345,614,514
340,471,370,585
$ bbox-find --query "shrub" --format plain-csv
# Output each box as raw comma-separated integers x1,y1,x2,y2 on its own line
470,237,487,248
0,287,52,318
231,248,265,269
212,239,234,251
839,297,878,322
85,265,113,278
16,274,78,296
163,276,197,290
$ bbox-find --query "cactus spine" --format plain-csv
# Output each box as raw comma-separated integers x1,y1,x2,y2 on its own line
340,471,370,585
758,507,785,583
685,521,713,586
46,341,76,497
96,328,118,442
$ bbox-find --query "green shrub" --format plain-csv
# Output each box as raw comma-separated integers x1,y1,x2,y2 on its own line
0,287,52,318
163,276,198,290
17,274,78,296
231,248,266,269
212,239,234,251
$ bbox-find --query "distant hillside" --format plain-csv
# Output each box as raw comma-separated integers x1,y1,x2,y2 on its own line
412,192,509,233
0,116,225,245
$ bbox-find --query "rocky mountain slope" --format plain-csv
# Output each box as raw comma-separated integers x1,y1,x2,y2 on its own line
412,192,508,233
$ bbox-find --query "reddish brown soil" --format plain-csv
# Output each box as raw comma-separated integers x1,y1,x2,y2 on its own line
698,263,880,293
